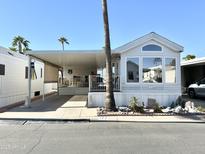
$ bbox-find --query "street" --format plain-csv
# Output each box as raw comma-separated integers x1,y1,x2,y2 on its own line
0,121,204,154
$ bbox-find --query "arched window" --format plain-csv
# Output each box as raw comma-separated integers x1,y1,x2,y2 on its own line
142,44,162,51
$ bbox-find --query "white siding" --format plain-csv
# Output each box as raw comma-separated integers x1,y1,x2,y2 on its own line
120,40,181,95
0,53,56,108
88,39,182,107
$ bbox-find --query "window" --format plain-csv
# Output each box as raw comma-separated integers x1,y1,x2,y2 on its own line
127,58,139,83
112,63,115,75
40,68,43,78
25,67,37,80
199,78,205,84
165,58,176,83
143,58,162,83
25,67,28,79
142,44,162,51
0,64,5,75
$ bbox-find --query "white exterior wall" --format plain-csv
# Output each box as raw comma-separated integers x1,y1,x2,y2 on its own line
0,53,56,108
88,39,182,107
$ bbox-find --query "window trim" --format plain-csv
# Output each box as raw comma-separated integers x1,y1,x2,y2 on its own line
164,57,177,85
125,56,140,84
142,56,163,84
141,43,163,53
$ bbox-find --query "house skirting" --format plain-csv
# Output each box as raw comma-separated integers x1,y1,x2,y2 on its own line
88,92,181,107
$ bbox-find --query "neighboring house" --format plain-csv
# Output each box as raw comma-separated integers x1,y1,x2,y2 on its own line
28,32,183,107
0,46,57,108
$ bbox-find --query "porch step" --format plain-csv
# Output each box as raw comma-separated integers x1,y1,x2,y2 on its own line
61,95,87,108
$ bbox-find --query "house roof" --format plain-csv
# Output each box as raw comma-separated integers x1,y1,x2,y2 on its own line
27,32,183,67
0,46,27,60
27,50,105,68
114,32,184,53
181,57,205,66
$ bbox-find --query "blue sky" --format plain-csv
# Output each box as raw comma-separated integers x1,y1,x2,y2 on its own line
0,0,204,58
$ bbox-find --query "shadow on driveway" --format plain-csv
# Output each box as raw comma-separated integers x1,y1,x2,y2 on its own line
7,94,73,112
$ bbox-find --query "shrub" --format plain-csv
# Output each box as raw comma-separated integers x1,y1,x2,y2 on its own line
129,97,138,112
153,102,163,113
197,106,205,112
171,96,186,108
129,97,144,113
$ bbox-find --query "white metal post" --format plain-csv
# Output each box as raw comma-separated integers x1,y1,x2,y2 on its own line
89,75,91,92
25,55,31,107
42,81,45,101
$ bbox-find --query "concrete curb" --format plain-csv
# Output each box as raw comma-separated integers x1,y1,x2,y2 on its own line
0,118,90,122
90,119,205,123
0,117,204,123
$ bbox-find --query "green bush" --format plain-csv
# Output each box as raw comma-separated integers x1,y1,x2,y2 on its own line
170,96,186,108
129,97,144,113
153,102,163,113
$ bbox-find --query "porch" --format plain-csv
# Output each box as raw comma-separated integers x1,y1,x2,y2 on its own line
28,50,121,97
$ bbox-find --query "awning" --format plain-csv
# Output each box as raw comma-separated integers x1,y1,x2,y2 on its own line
27,50,106,68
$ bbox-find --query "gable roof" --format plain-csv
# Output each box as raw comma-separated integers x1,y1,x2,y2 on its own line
114,32,184,53
0,46,27,60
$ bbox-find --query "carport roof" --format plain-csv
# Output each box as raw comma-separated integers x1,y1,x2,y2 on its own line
27,50,106,68
181,57,205,66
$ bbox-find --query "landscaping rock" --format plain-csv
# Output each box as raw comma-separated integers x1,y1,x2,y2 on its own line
173,106,183,113
118,106,131,112
144,109,154,113
162,107,172,113
185,101,196,113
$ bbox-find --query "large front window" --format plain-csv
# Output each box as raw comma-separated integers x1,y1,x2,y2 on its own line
165,58,176,83
127,58,139,83
143,58,162,83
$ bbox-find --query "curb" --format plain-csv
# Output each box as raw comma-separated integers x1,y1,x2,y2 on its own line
0,117,204,123
90,119,205,123
0,118,90,122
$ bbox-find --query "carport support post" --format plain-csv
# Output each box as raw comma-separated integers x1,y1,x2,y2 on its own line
26,55,32,107
42,81,45,101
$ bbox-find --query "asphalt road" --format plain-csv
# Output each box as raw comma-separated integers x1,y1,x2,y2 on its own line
0,121,204,154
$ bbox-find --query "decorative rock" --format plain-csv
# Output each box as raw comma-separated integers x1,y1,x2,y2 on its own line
174,106,183,113
162,107,172,113
185,101,196,113
145,109,154,113
118,106,131,112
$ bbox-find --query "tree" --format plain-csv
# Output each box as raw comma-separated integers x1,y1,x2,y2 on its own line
101,0,116,111
183,54,196,61
9,47,17,52
58,37,69,50
11,36,30,53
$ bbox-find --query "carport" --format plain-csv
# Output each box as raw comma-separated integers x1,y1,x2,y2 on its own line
181,57,205,91
25,50,105,107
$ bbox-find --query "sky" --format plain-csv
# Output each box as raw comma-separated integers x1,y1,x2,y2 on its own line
0,0,204,58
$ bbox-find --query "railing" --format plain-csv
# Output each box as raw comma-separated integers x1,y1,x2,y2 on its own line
89,75,120,92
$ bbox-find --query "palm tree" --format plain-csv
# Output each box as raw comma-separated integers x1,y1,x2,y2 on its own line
183,54,196,61
101,0,116,111
58,37,69,50
11,36,30,53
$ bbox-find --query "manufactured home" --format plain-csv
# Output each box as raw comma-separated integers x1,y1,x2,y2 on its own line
28,32,183,107
0,46,57,108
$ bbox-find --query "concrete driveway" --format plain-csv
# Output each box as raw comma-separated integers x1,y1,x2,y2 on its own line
0,94,97,120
